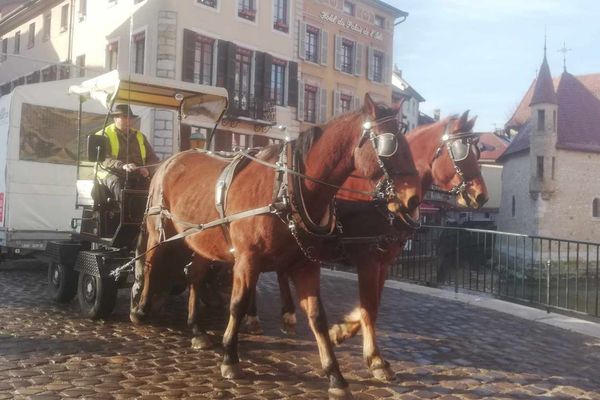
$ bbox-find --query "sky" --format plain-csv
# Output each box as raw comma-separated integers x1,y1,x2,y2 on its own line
388,0,600,132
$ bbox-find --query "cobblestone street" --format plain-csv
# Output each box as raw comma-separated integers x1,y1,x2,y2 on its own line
1,264,600,399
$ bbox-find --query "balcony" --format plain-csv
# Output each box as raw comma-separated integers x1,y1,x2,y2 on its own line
227,90,276,123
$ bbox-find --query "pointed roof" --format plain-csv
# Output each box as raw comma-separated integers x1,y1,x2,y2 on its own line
499,72,600,162
529,55,557,106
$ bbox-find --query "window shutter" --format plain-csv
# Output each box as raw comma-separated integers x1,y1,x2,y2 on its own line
254,51,265,118
320,29,328,65
367,46,374,81
263,53,273,101
333,90,340,116
353,96,361,111
334,35,341,71
181,29,196,82
298,21,306,60
216,40,229,88
354,42,362,77
284,62,289,107
288,61,298,107
226,41,237,95
211,40,218,85
384,54,391,84
297,80,305,121
319,88,327,123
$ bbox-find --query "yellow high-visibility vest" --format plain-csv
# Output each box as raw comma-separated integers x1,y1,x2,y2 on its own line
95,123,147,179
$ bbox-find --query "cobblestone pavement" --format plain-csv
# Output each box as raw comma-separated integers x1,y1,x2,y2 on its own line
1,265,600,399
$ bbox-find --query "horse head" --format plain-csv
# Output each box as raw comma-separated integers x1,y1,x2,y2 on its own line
352,94,421,221
412,110,488,209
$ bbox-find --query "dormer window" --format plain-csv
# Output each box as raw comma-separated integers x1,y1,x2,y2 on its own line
343,1,355,16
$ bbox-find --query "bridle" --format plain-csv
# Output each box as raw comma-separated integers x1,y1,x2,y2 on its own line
431,121,480,196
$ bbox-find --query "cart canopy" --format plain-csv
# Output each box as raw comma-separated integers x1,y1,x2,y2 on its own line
68,70,228,127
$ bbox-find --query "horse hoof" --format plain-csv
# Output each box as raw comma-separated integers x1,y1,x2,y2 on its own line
129,310,147,325
371,365,396,382
281,312,297,336
328,387,354,400
191,335,213,350
221,363,244,379
244,316,264,335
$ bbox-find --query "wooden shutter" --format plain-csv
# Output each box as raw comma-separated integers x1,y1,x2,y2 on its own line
384,53,391,84
354,42,362,77
216,40,229,87
263,53,273,101
181,29,196,82
320,29,328,65
288,61,298,107
333,90,340,116
254,51,265,119
319,88,327,123
226,42,237,95
334,35,341,71
353,96,361,111
180,124,191,151
298,21,306,60
297,80,304,121
367,46,374,81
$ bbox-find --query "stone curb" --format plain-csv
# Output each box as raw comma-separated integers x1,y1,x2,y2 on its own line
322,268,600,340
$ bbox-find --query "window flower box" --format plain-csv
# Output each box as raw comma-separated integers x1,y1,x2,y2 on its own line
274,19,288,32
238,8,256,21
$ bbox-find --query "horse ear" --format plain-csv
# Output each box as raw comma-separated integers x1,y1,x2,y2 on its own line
458,110,470,130
363,93,377,119
466,115,478,132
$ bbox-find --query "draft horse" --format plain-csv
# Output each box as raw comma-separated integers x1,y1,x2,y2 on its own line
130,94,420,398
256,111,488,381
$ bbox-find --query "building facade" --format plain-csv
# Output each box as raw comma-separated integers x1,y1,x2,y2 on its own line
391,67,424,132
497,52,600,242
297,0,406,128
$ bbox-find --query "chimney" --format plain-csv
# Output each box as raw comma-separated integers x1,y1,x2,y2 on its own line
433,109,440,121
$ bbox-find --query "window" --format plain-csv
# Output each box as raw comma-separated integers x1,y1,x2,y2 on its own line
341,39,354,74
1,38,7,62
343,1,355,15
106,41,118,70
537,156,544,179
551,156,555,180
28,23,35,48
232,133,250,151
14,31,20,54
59,64,70,80
372,50,383,82
234,48,252,110
60,4,69,32
273,0,288,32
271,59,286,106
238,0,255,21
594,198,600,218
193,35,214,85
553,110,556,131
340,93,352,114
537,109,545,131
43,13,51,40
42,65,57,82
76,54,86,77
304,84,317,123
511,196,516,217
374,15,384,28
133,31,145,74
305,25,319,63
79,0,87,20
190,126,210,149
197,0,217,7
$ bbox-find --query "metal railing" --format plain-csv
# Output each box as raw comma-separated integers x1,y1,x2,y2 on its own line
228,90,276,122
358,226,600,319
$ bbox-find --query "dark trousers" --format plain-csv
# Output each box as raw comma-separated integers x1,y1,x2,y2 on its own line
102,173,149,204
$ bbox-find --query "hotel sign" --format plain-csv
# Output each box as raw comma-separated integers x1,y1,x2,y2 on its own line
319,11,383,41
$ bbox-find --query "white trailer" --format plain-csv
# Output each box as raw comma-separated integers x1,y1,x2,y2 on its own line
0,78,108,254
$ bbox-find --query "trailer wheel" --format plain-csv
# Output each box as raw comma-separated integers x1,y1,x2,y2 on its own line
47,262,78,303
77,272,118,319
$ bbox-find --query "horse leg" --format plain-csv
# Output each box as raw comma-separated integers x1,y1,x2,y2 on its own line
221,254,258,379
243,286,264,335
187,259,213,350
292,262,353,400
278,270,297,335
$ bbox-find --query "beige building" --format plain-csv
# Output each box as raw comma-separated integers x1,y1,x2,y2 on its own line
497,52,600,242
0,0,301,157
391,67,424,132
296,0,406,127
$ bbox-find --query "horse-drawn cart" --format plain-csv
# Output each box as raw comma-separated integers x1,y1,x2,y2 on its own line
46,71,228,319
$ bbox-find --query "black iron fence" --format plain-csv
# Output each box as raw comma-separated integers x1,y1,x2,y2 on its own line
386,226,600,319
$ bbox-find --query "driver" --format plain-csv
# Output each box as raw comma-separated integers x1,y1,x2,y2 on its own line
95,104,159,203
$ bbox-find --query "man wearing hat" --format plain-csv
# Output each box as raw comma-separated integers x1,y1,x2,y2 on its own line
95,104,160,203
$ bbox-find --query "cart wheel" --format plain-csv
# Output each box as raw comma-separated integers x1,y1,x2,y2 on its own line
47,262,78,303
77,272,118,319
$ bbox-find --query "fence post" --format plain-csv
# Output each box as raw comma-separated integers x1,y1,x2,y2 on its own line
546,259,551,313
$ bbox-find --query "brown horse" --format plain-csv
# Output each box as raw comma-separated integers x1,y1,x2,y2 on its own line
255,111,488,381
130,95,420,398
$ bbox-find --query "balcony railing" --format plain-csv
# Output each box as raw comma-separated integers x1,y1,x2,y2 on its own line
228,90,276,122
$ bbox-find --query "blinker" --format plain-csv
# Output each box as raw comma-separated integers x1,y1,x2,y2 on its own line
374,133,398,157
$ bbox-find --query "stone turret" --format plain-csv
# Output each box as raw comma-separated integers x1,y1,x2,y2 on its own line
529,52,557,200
